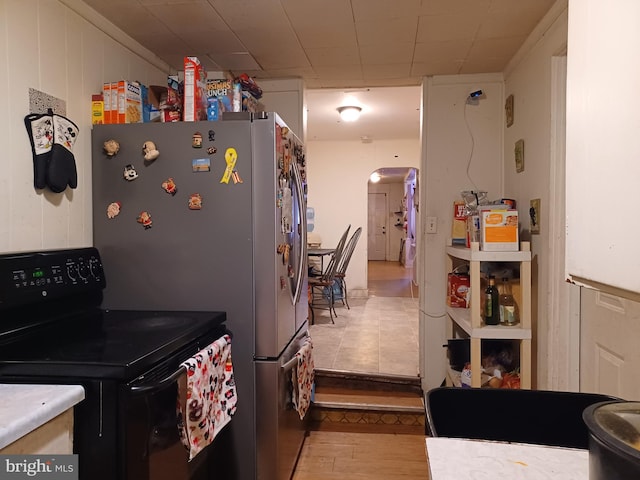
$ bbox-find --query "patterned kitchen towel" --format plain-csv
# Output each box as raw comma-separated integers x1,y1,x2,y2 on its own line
291,336,315,420
177,334,237,461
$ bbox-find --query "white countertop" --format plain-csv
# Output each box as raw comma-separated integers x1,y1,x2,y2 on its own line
0,384,85,449
426,437,588,480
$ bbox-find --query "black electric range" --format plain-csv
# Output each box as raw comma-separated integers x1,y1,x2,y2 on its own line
0,248,229,480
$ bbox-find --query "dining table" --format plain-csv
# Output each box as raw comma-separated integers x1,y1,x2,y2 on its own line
307,247,335,274
425,437,588,480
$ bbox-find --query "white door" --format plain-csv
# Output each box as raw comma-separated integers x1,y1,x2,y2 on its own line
368,193,387,261
580,289,640,400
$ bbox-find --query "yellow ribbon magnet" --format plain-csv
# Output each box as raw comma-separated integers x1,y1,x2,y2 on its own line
221,147,238,184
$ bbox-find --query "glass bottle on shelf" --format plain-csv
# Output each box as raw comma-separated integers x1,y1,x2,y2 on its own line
483,276,500,325
499,277,520,326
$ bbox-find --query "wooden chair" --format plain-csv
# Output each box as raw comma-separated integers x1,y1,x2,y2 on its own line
308,226,350,324
334,227,362,309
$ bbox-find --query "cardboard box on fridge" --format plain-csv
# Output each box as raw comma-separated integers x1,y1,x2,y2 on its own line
206,78,241,113
147,85,182,122
242,91,260,112
102,83,112,124
183,57,208,121
480,209,519,251
91,94,104,125
116,81,143,123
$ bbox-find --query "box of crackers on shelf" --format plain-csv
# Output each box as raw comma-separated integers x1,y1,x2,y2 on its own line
478,205,519,252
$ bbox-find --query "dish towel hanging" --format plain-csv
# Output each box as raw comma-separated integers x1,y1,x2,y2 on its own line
291,336,315,420
177,334,237,461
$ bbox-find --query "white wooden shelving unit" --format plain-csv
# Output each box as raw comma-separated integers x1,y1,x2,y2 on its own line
445,241,532,388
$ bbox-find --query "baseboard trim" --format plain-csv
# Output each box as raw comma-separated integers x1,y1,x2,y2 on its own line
349,288,368,298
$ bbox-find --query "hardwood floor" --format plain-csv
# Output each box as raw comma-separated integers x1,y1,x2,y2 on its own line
367,261,417,298
292,430,429,480
295,260,429,479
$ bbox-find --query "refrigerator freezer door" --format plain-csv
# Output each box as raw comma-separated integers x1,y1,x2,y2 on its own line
255,324,309,480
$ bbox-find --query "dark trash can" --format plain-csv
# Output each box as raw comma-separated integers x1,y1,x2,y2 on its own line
425,387,622,450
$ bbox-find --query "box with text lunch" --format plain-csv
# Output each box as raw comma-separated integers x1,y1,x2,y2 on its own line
480,209,519,251
206,78,242,114
183,56,208,121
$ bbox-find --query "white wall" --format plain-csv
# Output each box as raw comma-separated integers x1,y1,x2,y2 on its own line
258,78,306,142
503,2,568,388
419,74,504,389
306,139,420,295
418,3,573,391
0,0,168,254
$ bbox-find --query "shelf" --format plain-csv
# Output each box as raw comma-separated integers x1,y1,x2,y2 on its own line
445,240,532,389
446,307,531,340
446,244,531,263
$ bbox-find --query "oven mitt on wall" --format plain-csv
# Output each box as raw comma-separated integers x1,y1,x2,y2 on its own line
49,114,78,193
24,112,54,189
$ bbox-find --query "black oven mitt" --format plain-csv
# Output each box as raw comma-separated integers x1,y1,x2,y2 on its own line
24,112,54,190
49,114,78,193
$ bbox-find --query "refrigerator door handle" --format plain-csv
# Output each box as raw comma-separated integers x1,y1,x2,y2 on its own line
281,331,310,372
281,356,298,372
292,161,307,305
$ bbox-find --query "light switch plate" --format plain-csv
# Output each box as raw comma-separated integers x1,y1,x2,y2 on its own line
426,216,437,234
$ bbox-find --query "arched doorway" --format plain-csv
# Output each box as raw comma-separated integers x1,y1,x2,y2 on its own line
367,167,418,298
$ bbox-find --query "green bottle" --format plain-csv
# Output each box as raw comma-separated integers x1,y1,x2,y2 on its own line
483,276,500,325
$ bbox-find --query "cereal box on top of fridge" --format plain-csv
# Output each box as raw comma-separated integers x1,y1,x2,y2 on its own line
206,78,241,113
183,57,208,121
102,83,112,124
110,81,119,123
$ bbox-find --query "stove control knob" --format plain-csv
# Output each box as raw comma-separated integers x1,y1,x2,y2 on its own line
89,257,104,281
77,261,89,281
66,263,78,282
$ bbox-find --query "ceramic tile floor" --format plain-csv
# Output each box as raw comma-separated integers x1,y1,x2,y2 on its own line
309,262,419,377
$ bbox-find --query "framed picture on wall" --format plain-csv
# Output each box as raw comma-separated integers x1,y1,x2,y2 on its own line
515,139,524,173
530,198,540,234
505,94,514,127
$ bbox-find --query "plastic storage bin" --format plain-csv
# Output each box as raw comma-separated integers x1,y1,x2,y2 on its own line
425,387,622,449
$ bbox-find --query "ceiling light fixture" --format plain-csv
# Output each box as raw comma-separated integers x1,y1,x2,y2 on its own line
337,106,362,122
369,172,381,183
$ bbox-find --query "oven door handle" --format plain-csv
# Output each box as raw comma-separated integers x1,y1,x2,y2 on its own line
129,366,186,395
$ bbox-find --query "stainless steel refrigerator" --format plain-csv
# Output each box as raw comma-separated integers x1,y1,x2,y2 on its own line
91,113,309,480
